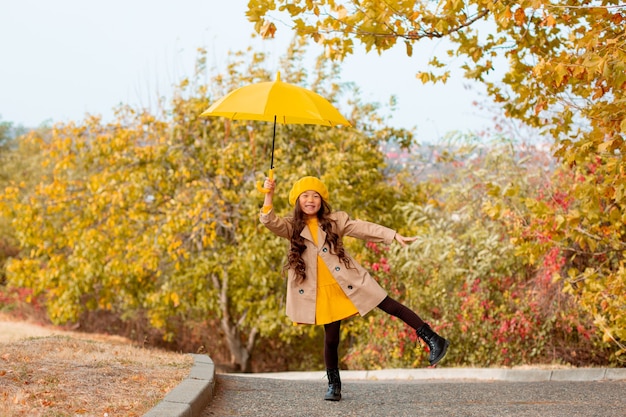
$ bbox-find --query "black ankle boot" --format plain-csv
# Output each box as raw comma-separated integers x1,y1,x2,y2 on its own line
416,323,450,366
324,368,341,401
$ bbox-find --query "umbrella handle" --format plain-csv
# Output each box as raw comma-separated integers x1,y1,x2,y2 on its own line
256,168,275,194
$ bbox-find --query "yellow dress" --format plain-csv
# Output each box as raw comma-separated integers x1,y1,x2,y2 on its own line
307,217,359,325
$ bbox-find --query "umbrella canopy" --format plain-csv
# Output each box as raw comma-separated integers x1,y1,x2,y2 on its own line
201,72,350,126
201,72,350,192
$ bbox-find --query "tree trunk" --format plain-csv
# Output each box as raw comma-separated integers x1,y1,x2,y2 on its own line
212,272,258,372
220,318,258,372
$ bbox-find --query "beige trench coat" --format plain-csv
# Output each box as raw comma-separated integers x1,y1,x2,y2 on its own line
260,209,397,324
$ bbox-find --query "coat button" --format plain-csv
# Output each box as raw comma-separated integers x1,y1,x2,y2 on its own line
335,266,340,271
347,285,353,290
299,289,304,294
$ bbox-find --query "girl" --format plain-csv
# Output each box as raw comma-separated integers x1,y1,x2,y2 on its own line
259,176,449,401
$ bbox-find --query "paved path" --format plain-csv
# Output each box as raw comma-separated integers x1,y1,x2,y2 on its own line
202,374,626,417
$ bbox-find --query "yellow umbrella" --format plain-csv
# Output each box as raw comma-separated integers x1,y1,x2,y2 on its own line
201,72,351,192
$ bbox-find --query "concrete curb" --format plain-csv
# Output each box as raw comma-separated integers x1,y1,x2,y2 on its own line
143,354,215,417
230,367,626,382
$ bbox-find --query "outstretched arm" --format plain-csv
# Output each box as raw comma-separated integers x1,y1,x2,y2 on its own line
338,211,416,247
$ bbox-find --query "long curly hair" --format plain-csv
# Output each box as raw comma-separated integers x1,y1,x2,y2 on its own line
287,199,353,282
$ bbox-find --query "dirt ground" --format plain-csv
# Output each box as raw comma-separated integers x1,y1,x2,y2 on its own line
0,317,77,342
0,314,193,417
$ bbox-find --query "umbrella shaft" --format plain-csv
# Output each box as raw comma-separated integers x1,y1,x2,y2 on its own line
271,115,276,169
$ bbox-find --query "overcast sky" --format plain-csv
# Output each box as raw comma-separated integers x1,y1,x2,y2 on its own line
1,0,492,142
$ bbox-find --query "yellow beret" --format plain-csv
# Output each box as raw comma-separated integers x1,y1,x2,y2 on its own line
289,176,329,206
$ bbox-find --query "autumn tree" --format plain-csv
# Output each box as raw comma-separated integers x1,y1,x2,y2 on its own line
247,1,625,141
1,121,46,286
0,45,415,371
334,136,610,368
247,0,626,357
0,119,13,283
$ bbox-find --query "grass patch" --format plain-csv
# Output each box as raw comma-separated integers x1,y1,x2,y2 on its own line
0,334,193,416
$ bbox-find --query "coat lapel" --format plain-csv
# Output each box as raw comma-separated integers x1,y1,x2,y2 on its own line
300,222,326,248
318,228,327,248
300,226,314,243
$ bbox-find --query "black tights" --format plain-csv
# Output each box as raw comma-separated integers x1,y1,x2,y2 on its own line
323,296,425,368
323,321,342,369
377,296,425,330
